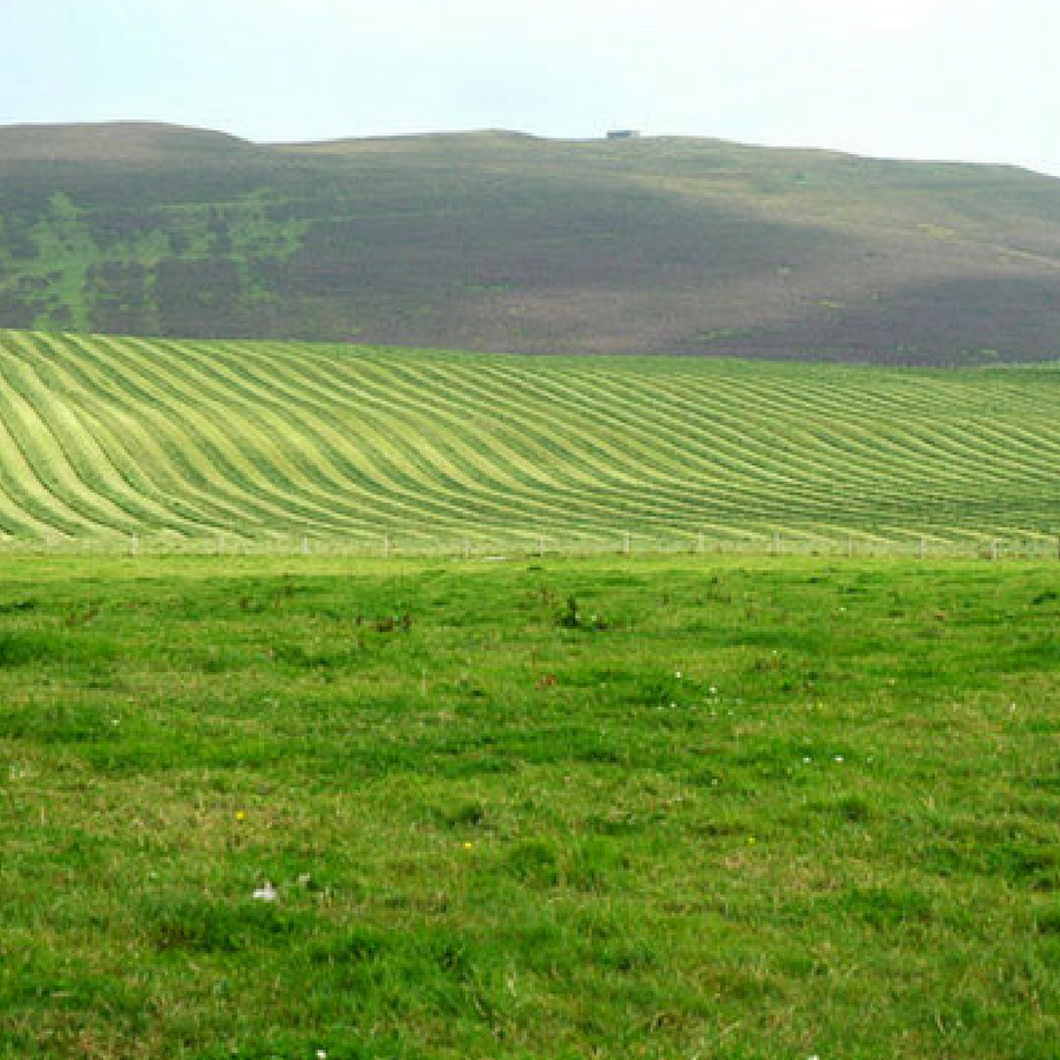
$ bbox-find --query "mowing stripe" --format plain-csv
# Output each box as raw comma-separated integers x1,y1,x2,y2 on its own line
1,329,1059,544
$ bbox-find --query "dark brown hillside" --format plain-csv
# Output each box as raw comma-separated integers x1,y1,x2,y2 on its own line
1,122,1059,364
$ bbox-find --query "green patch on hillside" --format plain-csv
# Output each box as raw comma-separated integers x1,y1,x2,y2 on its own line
0,186,310,336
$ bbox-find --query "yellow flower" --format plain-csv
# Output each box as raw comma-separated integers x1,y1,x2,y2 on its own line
235,810,246,822
463,841,474,850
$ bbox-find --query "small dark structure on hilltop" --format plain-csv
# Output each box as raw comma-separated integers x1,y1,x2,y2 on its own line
607,129,640,140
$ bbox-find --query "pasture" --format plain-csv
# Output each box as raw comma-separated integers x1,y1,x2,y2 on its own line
1,553,1058,1058
1,329,1060,550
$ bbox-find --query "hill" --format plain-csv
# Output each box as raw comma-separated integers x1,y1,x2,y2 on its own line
1,123,1060,364
1,328,1058,547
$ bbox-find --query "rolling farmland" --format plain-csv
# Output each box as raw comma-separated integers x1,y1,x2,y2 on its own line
0,328,1059,549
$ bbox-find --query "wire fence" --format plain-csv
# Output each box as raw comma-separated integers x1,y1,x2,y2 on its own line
2,530,1059,561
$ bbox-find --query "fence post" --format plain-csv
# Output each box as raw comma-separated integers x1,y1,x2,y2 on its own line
129,533,138,556
301,536,309,556
623,531,631,556
463,537,470,560
697,531,704,554
538,537,545,558
990,540,999,562
382,534,390,559
919,537,926,561
772,531,780,556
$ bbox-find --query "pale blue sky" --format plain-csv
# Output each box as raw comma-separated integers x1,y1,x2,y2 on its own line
2,0,1058,174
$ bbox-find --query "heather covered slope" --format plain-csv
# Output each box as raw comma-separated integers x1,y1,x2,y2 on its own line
1,123,1060,364
1,328,1059,546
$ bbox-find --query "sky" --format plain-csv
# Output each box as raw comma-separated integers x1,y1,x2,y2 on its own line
1,0,1058,175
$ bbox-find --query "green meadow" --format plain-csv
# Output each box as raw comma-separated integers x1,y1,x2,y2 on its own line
1,553,1058,1059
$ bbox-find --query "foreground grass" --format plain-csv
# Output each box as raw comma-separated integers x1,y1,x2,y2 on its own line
0,554,1058,1059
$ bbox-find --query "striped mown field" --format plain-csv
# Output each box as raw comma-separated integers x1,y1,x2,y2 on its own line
0,328,1058,549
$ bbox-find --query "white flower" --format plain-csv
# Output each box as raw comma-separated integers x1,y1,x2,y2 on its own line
674,671,682,678
834,755,844,763
252,882,277,901
317,1051,328,1060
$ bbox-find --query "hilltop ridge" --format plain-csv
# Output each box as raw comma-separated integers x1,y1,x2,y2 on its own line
0,121,255,162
